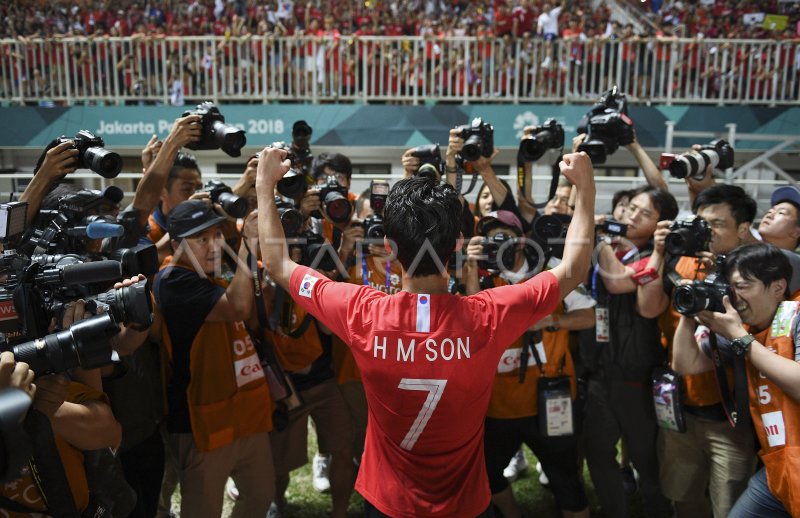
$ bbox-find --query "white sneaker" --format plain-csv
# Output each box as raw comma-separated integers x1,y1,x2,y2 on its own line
226,477,239,500
536,461,550,488
503,449,529,482
312,453,331,493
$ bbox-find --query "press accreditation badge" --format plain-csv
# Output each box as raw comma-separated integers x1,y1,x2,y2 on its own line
595,307,610,342
544,391,573,436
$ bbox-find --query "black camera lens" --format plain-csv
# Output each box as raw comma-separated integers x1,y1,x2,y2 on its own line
92,279,153,329
324,194,352,224
578,139,608,165
673,284,705,316
12,313,119,376
461,135,483,162
277,169,308,198
279,207,304,237
212,121,247,158
216,191,248,219
84,147,123,178
292,120,312,141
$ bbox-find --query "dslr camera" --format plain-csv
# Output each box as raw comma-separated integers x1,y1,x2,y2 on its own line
199,180,248,219
313,176,352,225
275,197,304,237
182,102,246,157
479,232,518,271
519,118,564,162
456,118,494,162
267,143,311,199
665,216,711,257
361,180,389,242
411,144,444,181
673,258,731,316
56,130,123,179
290,231,338,272
661,139,734,181
577,87,635,164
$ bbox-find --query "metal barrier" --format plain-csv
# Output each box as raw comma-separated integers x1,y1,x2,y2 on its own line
0,36,797,105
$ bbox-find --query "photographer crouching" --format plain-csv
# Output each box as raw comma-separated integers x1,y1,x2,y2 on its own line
672,244,800,517
464,209,594,518
153,200,274,516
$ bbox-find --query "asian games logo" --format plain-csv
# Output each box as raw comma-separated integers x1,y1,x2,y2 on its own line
513,111,540,140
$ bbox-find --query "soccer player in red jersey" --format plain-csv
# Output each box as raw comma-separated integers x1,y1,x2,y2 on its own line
256,147,596,517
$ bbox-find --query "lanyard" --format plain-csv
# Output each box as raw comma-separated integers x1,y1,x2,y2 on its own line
362,254,392,292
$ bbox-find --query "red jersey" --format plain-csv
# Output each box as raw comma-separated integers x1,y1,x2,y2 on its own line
289,266,560,517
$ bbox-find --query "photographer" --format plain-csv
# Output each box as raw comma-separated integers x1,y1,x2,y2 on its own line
19,140,79,226
256,146,596,517
586,185,677,518
641,184,759,517
153,200,273,517
672,244,800,518
464,210,594,518
0,301,122,516
759,186,800,252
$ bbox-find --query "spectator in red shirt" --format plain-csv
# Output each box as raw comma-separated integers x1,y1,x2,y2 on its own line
255,146,597,518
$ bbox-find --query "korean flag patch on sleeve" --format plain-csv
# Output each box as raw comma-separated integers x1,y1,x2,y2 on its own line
298,274,320,298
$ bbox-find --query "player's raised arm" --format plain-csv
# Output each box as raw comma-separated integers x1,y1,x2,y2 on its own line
256,146,298,290
549,152,596,299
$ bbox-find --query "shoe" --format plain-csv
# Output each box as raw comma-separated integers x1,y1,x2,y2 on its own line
267,501,285,518
621,465,638,496
503,449,529,482
536,461,550,489
312,453,331,493
226,477,239,501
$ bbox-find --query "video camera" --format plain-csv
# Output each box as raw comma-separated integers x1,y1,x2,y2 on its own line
456,118,494,163
183,102,246,157
411,144,445,181
660,139,734,181
577,87,635,164
520,118,564,162
673,257,731,316
665,216,711,257
56,130,123,179
597,218,628,237
199,180,248,219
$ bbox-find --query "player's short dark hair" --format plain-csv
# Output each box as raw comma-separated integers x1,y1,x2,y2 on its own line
312,152,352,181
725,243,791,298
384,176,462,277
166,151,200,190
693,185,756,225
628,185,678,221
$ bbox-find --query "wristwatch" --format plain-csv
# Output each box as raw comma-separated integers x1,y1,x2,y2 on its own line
730,333,756,357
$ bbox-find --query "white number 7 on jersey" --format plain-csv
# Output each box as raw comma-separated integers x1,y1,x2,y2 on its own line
398,378,448,451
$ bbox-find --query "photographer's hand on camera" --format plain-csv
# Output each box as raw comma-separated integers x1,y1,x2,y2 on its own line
571,133,587,153
463,236,485,296
401,148,421,179
694,295,747,342
0,351,35,397
298,190,322,220
232,155,259,198
339,223,364,265
445,128,463,186
19,140,80,226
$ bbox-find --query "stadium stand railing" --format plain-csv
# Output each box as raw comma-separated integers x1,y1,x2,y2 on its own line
1,36,797,105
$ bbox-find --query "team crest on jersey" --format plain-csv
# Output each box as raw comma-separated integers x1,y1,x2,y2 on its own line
299,274,319,298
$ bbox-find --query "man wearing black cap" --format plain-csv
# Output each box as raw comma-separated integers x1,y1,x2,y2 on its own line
153,200,274,517
759,186,800,252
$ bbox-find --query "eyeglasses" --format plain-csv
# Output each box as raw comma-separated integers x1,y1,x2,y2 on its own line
626,202,655,220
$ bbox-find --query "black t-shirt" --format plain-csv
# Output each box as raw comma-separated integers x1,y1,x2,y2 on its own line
154,266,225,433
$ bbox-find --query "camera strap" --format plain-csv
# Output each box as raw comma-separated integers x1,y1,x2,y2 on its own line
709,333,751,429
23,409,81,517
453,166,479,196
516,151,561,209
528,334,574,437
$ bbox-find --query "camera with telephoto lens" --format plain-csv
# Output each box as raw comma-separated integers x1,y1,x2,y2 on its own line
597,218,628,237
12,313,120,377
520,118,564,162
456,118,494,162
290,231,338,272
577,87,635,165
411,144,445,181
49,279,153,329
107,243,159,278
673,257,731,316
182,102,246,157
479,232,518,271
312,176,352,225
56,130,123,179
665,216,711,257
199,180,248,219
276,197,304,237
663,139,734,181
